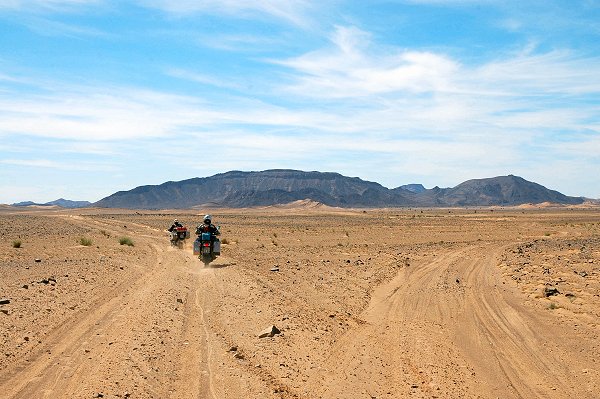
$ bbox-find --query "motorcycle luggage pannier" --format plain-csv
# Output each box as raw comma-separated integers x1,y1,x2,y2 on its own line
193,239,201,255
213,239,221,255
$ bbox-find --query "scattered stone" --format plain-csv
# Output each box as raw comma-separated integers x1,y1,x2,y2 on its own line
176,298,183,304
22,284,28,289
94,393,104,398
270,266,279,272
234,352,245,359
24,336,29,341
228,346,238,352
258,325,281,338
1,310,9,315
34,258,42,263
0,299,10,305
544,286,560,297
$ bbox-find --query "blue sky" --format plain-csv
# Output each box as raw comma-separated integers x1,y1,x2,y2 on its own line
1,0,599,203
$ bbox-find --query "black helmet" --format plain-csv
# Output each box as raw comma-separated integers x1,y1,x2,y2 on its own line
203,214,212,224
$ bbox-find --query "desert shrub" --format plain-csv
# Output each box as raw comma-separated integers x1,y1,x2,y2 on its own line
12,240,22,248
119,237,134,246
221,238,230,245
548,302,559,310
100,230,110,237
78,237,93,246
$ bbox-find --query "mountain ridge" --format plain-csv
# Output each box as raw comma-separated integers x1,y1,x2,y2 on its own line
11,198,92,208
93,169,585,209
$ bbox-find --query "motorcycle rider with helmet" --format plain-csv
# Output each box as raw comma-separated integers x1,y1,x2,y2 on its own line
196,215,219,236
168,219,183,232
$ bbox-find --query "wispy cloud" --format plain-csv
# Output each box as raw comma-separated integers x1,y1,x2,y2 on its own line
272,25,600,135
0,158,115,171
167,68,243,90
20,16,110,37
0,0,103,12
139,0,315,28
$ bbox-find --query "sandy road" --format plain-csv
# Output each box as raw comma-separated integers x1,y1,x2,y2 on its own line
312,244,598,399
0,216,229,399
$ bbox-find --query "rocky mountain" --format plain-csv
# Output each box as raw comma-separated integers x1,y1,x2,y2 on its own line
12,198,91,208
410,175,583,206
93,169,584,209
398,184,426,193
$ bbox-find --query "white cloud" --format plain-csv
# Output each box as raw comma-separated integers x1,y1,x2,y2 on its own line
271,25,600,138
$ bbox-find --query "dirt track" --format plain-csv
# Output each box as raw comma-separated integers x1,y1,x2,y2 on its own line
1,207,599,398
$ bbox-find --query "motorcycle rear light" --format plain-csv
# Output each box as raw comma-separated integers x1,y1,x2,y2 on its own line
203,243,210,247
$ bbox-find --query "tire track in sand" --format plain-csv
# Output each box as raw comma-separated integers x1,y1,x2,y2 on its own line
313,243,597,399
0,216,217,398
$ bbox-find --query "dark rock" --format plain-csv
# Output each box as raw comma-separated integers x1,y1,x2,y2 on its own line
34,258,41,263
544,286,560,297
0,299,10,305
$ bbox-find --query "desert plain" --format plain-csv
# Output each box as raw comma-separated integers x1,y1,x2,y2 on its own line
0,203,599,398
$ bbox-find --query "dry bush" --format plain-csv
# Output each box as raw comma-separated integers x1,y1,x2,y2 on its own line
119,237,134,246
78,237,93,246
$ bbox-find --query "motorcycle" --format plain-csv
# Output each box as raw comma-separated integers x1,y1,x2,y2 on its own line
193,231,221,266
169,226,189,248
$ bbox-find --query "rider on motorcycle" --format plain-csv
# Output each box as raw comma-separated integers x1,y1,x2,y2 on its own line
168,219,183,232
196,215,219,236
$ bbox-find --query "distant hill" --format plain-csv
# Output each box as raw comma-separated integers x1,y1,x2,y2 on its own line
93,169,585,209
12,198,91,208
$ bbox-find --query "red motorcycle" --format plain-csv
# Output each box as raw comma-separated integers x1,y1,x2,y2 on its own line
170,226,189,248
